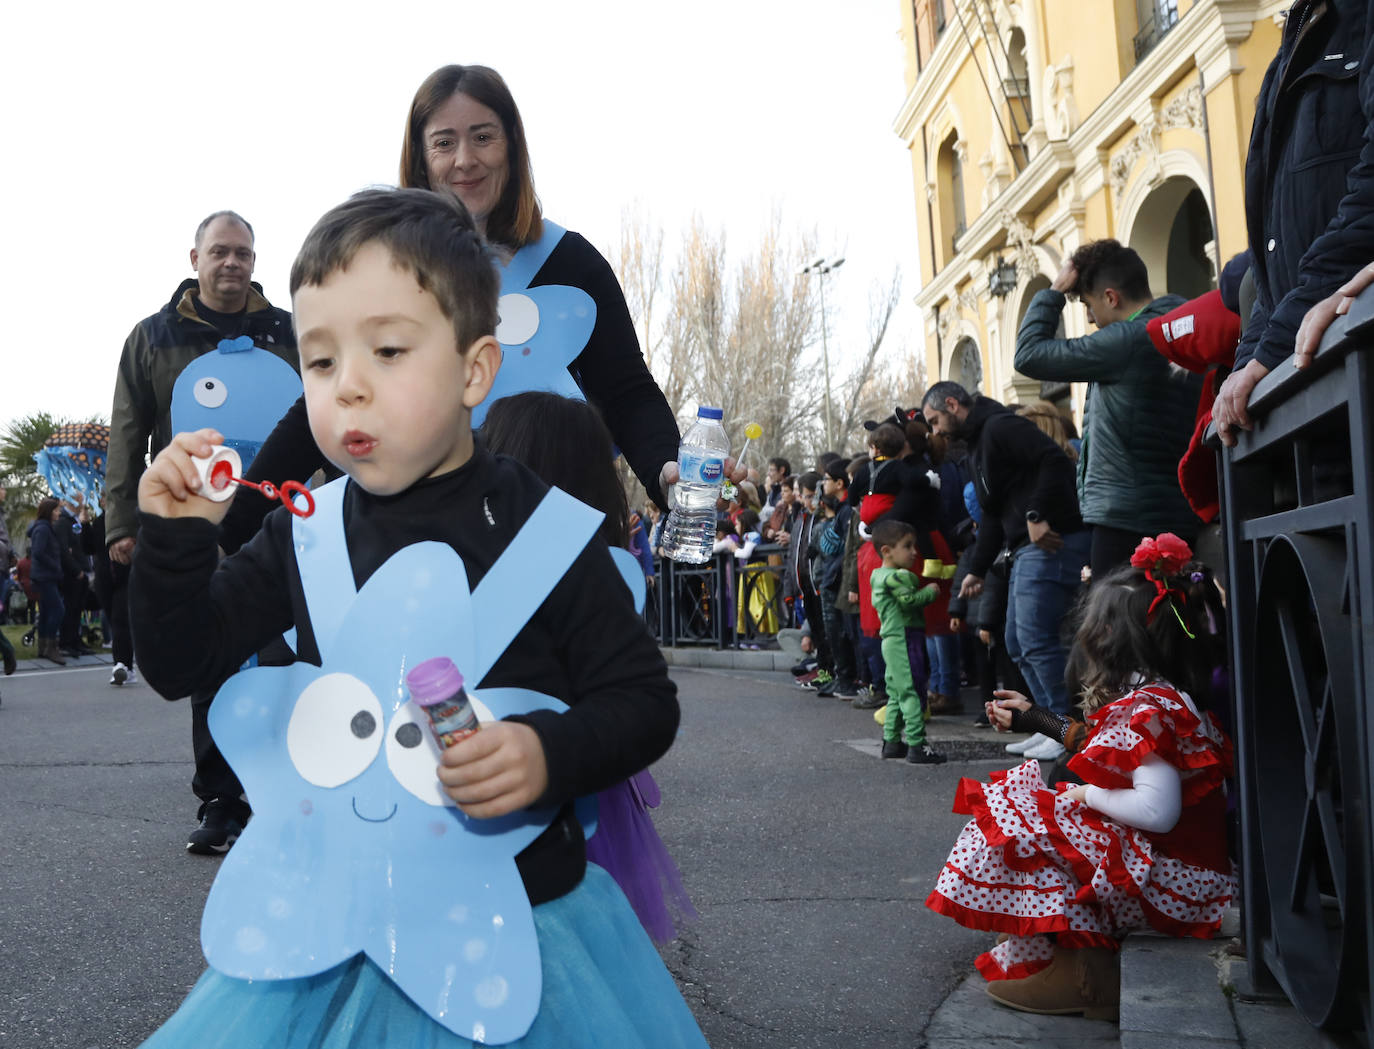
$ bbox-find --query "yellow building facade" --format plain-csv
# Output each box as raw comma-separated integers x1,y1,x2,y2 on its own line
893,0,1288,411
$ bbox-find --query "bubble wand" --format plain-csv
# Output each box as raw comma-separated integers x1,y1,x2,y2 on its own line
193,445,316,518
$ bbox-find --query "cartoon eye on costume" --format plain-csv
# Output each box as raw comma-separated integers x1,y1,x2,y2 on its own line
287,673,384,787
194,377,228,408
386,702,455,807
495,294,539,345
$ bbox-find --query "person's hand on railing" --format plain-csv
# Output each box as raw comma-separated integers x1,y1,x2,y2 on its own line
1213,358,1270,447
1294,261,1374,369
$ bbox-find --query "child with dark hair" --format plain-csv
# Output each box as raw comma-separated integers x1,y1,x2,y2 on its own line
926,533,1233,1021
481,391,698,947
129,188,707,1049
870,518,946,765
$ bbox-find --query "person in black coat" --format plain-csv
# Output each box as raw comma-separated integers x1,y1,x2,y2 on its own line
1215,0,1374,443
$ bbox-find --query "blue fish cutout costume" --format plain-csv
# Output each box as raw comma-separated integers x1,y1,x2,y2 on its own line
137,479,707,1049
172,335,303,466
201,482,595,1042
474,222,595,430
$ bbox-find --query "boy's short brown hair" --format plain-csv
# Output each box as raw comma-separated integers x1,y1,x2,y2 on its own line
867,422,906,459
871,518,915,552
290,187,498,352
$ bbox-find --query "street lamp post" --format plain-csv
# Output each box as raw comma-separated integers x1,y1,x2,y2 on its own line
799,255,845,449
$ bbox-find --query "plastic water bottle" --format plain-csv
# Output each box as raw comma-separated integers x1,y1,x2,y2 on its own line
661,406,730,563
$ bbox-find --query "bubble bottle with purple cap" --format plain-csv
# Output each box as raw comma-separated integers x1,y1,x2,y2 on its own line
406,656,479,747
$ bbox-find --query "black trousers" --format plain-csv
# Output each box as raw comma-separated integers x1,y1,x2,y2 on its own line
820,589,856,684
59,574,88,648
91,557,133,667
190,636,296,805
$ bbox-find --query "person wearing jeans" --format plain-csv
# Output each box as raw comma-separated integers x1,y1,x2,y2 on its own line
1003,529,1091,716
923,382,1086,760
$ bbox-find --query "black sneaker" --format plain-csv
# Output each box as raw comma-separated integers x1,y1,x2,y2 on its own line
187,798,250,855
906,743,947,765
881,739,909,759
852,689,887,711
832,680,859,699
790,657,818,677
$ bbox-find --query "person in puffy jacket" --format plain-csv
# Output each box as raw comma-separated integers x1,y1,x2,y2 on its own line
1014,239,1201,579
26,497,66,665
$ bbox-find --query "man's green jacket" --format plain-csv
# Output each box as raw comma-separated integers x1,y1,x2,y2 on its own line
1014,288,1201,537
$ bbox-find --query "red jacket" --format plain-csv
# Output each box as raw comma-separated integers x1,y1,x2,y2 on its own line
1146,290,1241,523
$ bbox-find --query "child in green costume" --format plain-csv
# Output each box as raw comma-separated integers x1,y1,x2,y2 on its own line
870,519,947,765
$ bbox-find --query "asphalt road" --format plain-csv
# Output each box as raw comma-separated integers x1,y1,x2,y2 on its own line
0,661,997,1049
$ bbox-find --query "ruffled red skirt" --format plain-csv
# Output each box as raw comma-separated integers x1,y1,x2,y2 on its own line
925,759,1235,979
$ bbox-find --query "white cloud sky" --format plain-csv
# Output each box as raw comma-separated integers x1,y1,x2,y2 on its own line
0,0,920,433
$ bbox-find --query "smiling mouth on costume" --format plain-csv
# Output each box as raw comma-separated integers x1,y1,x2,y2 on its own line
352,798,398,823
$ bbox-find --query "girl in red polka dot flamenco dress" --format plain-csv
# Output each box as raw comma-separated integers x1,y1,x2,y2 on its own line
925,533,1235,1021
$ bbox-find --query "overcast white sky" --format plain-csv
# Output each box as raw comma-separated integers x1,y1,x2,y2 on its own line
0,0,921,432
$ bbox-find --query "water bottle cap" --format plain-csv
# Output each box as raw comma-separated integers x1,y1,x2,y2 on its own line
697,406,723,420
406,656,465,706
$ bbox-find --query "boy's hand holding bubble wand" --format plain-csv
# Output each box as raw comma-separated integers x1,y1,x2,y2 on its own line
139,428,315,524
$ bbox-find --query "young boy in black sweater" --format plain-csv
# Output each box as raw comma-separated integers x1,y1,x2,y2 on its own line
126,192,703,1049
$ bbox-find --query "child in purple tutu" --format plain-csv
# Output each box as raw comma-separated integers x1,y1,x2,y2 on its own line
482,391,698,944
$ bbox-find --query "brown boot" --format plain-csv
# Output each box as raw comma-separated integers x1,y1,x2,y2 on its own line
40,638,66,665
985,945,1120,1021
929,691,964,715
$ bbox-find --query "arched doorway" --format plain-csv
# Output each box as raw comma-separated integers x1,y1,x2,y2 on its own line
949,336,983,393
1126,176,1215,299
1012,275,1071,407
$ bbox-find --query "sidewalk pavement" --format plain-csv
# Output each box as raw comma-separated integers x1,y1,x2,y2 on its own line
925,910,1355,1048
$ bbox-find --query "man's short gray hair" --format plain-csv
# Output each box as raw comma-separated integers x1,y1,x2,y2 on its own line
922,381,972,410
195,210,255,247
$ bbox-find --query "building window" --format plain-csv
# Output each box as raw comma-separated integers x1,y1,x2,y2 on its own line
1134,0,1180,62
934,0,947,36
948,138,967,247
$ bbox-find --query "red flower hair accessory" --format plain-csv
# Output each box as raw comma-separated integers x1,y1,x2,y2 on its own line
1130,532,1196,638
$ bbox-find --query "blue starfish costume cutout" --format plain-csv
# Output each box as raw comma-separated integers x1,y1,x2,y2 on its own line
472,222,595,429
171,336,303,466
202,478,603,1045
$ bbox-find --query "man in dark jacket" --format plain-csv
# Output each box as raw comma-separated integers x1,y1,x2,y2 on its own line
923,383,1087,743
1014,239,1201,577
1215,0,1374,442
106,210,298,857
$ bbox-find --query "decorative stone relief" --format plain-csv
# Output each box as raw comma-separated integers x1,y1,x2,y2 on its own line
937,287,983,339
1042,55,1079,141
998,210,1039,277
1160,85,1204,132
1109,112,1162,200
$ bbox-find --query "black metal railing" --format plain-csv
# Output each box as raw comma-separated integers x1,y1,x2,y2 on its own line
1134,4,1179,62
653,546,788,649
1215,286,1374,1033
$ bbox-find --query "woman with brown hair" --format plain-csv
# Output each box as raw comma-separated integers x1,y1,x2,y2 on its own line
222,65,688,553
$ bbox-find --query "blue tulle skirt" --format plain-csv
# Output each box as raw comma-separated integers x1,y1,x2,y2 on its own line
138,865,708,1049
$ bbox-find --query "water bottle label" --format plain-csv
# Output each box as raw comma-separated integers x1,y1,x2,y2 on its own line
680,452,724,485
